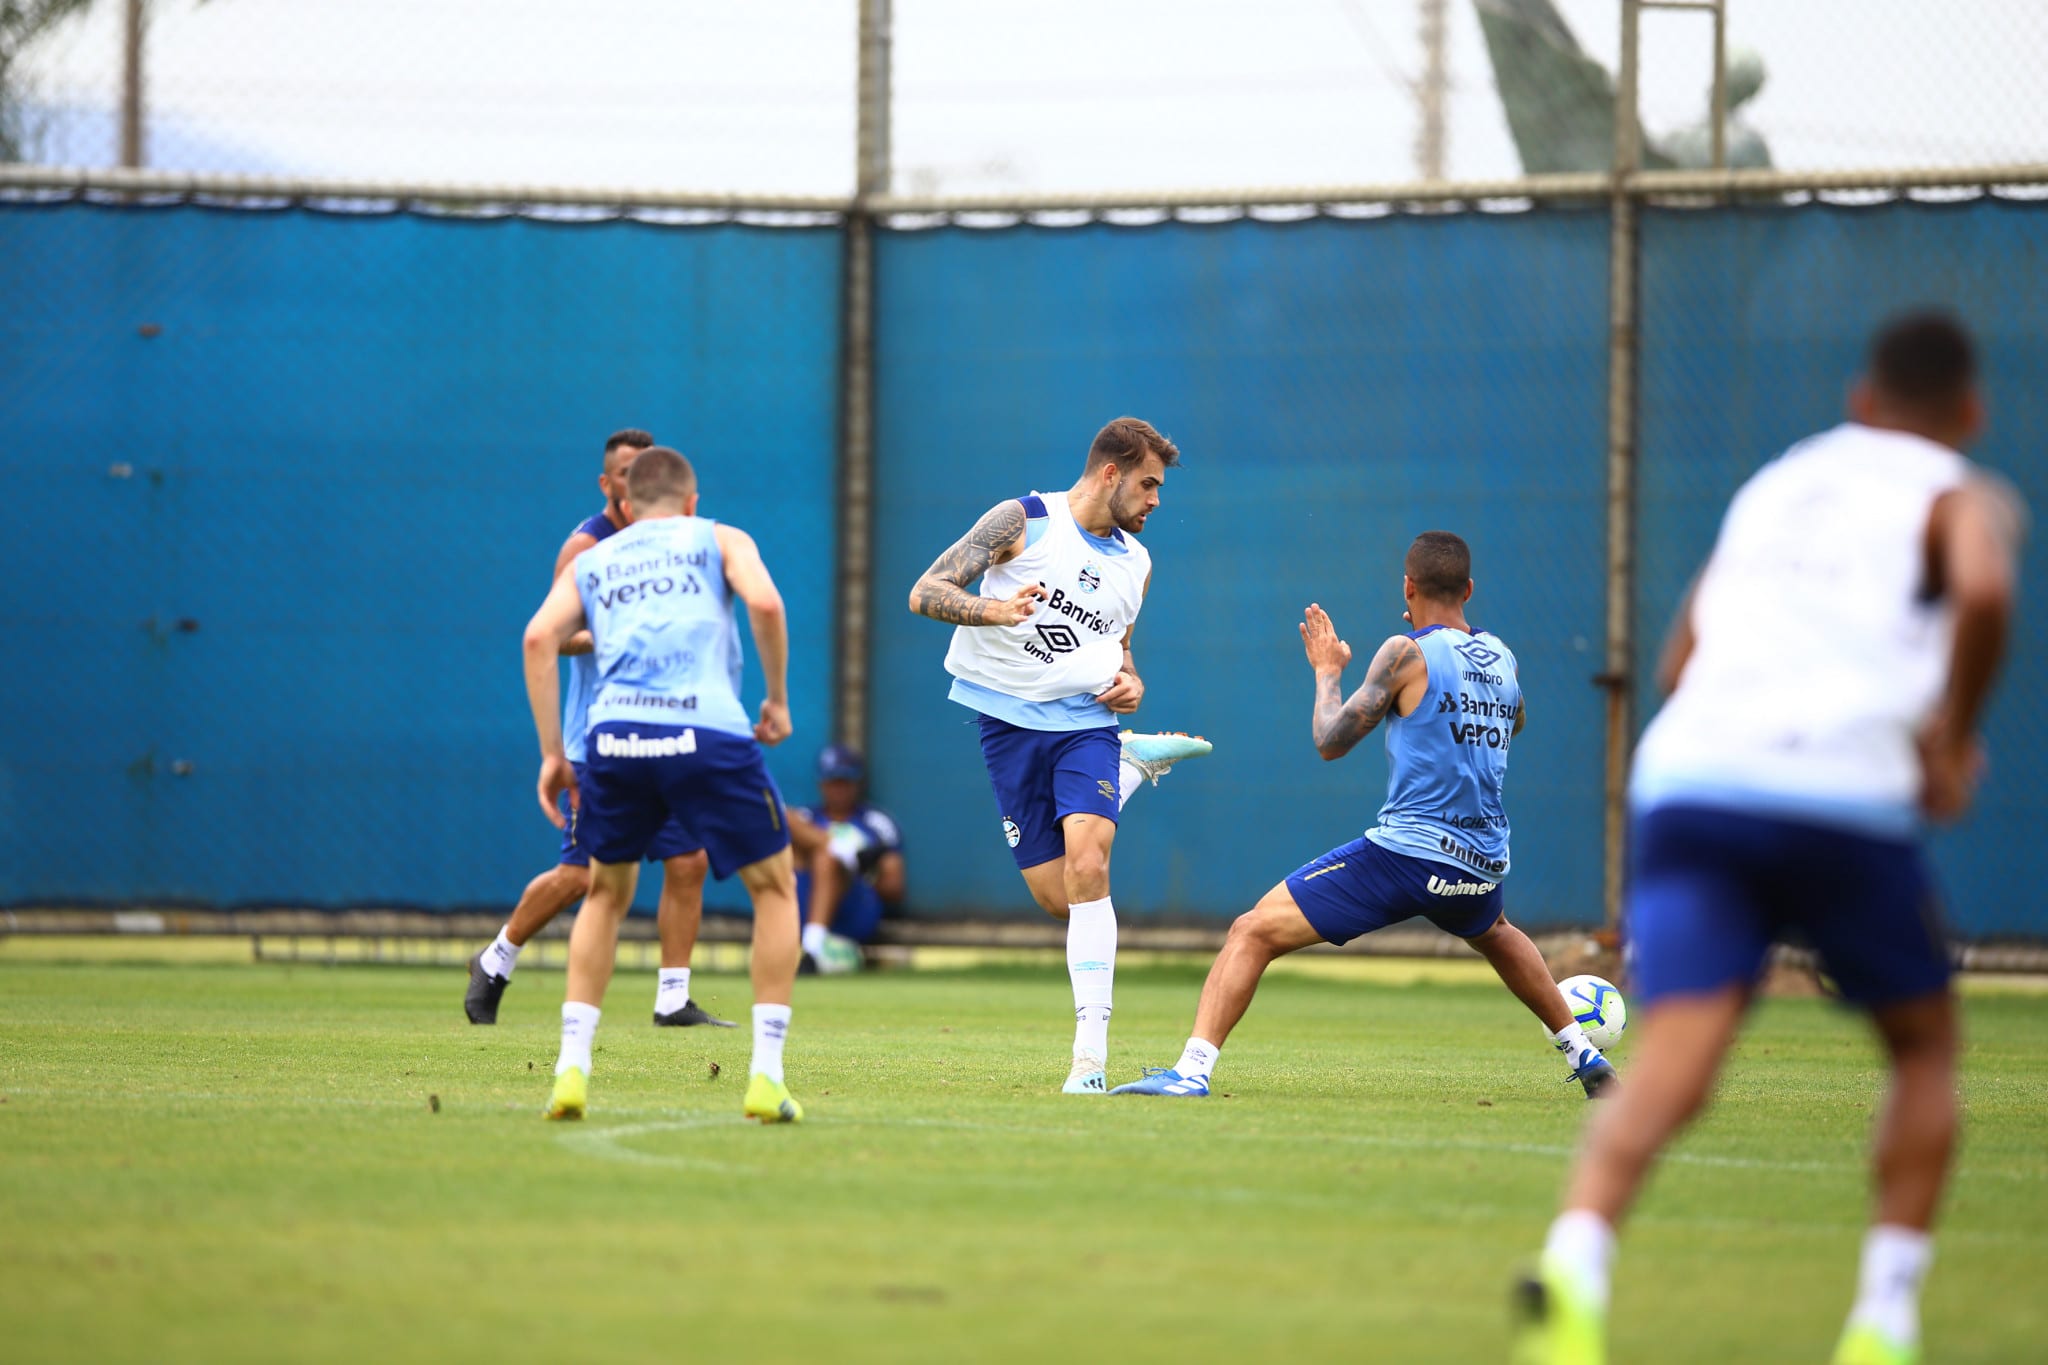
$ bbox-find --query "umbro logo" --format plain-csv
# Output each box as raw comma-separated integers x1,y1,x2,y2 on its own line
1035,622,1081,654
1454,639,1502,669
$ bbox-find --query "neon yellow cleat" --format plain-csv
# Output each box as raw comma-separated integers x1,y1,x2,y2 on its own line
1831,1323,1918,1365
743,1073,804,1124
1510,1257,1605,1365
544,1066,588,1121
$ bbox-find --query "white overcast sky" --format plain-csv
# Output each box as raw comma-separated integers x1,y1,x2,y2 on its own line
14,0,2047,194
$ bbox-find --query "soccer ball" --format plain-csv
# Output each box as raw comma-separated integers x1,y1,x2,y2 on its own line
1558,974,1627,1050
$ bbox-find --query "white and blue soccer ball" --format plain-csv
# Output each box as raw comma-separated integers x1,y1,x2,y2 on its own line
1558,974,1627,1050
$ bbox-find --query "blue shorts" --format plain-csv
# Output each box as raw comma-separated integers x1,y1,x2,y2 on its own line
1286,835,1504,945
977,715,1122,870
1626,803,1951,1010
795,871,888,943
580,723,791,879
559,761,698,868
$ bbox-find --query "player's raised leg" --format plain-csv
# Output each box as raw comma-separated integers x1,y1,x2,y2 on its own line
1117,730,1213,803
545,857,643,1120
1463,914,1615,1097
1112,880,1323,1096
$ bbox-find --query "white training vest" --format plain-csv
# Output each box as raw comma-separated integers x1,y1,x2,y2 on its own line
1631,423,1970,827
943,492,1151,702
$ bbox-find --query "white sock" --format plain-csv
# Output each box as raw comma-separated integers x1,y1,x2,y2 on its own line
1174,1037,1219,1080
751,1003,792,1083
481,927,520,980
556,1002,600,1076
1551,1021,1600,1067
655,968,691,1015
1067,896,1117,1059
1117,758,1146,810
1543,1210,1616,1310
801,921,828,957
1847,1224,1932,1345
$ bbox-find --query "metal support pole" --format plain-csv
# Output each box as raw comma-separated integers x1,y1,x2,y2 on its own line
1415,0,1449,181
836,215,875,751
836,0,891,751
1599,0,1644,938
1709,1,1728,170
119,0,145,168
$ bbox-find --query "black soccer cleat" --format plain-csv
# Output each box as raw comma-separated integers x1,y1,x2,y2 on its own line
465,952,510,1025
653,998,736,1028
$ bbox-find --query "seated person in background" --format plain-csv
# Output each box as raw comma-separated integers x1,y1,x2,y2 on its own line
789,744,905,973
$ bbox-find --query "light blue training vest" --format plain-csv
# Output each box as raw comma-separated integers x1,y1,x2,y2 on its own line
1365,625,1520,880
573,516,751,742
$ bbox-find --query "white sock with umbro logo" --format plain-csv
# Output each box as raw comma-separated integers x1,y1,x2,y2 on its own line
1067,897,1117,1059
1174,1037,1219,1080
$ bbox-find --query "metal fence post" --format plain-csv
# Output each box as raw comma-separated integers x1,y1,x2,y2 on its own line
1600,0,1645,938
836,0,891,754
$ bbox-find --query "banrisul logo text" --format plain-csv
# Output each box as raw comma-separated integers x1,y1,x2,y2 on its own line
584,548,710,610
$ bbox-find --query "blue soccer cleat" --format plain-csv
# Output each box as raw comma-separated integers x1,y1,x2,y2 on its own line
1110,1067,1210,1096
1119,731,1214,786
1564,1051,1618,1100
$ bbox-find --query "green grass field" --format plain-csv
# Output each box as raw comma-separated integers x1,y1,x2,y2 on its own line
3,953,2045,1364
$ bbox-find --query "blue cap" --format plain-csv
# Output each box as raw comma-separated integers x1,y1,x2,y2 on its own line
817,743,865,782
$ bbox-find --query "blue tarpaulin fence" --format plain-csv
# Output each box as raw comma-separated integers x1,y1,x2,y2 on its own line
2,195,2040,934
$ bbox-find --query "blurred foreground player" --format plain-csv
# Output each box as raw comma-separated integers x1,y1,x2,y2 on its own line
908,417,1211,1094
1113,533,1613,1097
522,447,806,1123
1512,312,2022,1365
467,428,729,1029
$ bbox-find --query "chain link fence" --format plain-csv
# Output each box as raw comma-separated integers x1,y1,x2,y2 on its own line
8,4,2045,194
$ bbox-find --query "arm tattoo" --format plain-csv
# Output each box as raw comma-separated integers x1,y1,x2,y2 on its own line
909,501,1026,625
1312,639,1417,758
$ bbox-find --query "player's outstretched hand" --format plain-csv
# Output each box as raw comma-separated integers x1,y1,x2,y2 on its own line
981,582,1049,626
1095,670,1144,714
1918,722,1986,822
1300,603,1352,674
756,699,793,746
538,754,578,829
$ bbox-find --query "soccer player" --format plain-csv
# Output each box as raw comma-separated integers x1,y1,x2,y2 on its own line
908,417,1211,1094
522,446,805,1123
1511,312,2020,1365
466,429,730,1030
1112,532,1616,1098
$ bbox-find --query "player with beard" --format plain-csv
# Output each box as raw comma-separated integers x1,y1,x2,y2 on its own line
908,417,1210,1094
